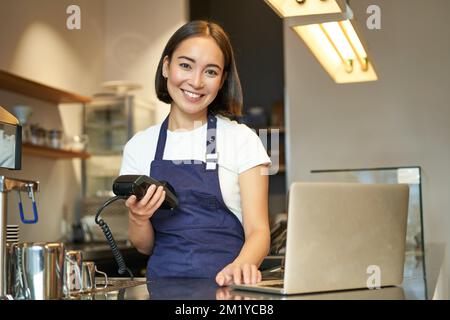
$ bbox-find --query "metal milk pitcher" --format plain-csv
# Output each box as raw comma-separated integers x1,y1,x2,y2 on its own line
64,250,83,295
10,242,65,300
81,261,108,292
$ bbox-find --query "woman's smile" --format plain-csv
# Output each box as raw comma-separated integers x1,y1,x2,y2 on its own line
181,88,205,103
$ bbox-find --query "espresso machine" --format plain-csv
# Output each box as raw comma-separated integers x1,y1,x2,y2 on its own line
0,106,40,299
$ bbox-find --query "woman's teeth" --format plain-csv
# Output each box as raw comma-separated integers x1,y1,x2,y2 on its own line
183,90,202,98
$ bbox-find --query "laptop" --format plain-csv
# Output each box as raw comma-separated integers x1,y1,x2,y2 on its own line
231,182,409,295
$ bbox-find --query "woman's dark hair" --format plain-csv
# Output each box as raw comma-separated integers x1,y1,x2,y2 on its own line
155,20,242,117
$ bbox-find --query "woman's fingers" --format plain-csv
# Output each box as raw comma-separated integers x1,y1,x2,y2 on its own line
215,268,234,287
242,264,251,284
126,185,166,221
251,264,258,284
136,184,157,209
148,190,166,213
146,186,164,209
233,265,242,285
216,272,225,286
242,264,259,284
125,195,137,208
216,264,261,286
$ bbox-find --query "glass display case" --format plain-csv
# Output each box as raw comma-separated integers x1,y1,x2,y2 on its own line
76,93,155,243
83,93,155,198
309,166,427,299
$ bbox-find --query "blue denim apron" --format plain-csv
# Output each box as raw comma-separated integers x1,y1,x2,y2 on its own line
146,113,245,279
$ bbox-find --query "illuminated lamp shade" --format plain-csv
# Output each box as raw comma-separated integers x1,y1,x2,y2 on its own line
264,0,343,18
292,20,378,83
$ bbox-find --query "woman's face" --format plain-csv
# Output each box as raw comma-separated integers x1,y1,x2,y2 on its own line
163,35,226,116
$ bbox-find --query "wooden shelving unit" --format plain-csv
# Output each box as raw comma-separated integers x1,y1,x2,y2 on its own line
0,69,92,160
22,143,91,159
0,69,91,104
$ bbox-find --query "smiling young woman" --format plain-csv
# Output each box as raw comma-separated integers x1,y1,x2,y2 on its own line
162,35,226,129
120,20,271,287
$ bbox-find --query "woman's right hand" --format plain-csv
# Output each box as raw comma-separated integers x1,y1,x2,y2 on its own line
125,184,166,224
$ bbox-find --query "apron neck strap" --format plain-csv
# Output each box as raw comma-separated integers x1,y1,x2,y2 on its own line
154,112,217,161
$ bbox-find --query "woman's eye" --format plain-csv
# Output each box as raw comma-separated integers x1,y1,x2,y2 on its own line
206,69,218,76
179,63,191,69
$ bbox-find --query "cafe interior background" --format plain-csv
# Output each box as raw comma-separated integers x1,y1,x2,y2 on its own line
0,0,449,294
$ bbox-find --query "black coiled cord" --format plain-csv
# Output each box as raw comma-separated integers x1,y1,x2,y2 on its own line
95,195,134,279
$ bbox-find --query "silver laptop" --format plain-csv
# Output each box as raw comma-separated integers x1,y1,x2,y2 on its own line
231,182,409,295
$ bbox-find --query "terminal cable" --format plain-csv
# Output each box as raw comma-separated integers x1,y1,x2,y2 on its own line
95,195,134,279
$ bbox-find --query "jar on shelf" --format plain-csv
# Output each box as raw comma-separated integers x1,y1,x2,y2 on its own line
30,124,46,146
47,129,63,149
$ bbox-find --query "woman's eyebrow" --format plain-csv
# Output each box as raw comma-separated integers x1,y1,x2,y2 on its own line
177,56,222,70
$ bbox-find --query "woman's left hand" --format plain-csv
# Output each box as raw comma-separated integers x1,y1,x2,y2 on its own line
215,262,262,286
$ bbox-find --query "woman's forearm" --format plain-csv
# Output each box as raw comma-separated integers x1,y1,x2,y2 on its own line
128,212,155,255
233,228,270,267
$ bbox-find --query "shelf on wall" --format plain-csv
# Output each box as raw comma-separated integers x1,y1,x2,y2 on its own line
0,69,91,104
87,150,124,156
22,143,91,159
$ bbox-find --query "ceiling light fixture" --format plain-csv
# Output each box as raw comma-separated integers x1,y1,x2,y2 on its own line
291,19,377,83
264,0,345,18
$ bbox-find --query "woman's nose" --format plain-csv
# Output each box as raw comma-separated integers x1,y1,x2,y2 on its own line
188,71,204,89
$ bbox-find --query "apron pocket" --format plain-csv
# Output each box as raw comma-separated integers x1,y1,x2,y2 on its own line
188,191,225,228
191,191,219,211
151,191,226,230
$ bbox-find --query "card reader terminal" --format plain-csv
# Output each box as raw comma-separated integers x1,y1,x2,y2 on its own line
112,175,179,210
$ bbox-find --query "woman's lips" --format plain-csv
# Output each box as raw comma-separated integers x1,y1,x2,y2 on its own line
181,89,204,103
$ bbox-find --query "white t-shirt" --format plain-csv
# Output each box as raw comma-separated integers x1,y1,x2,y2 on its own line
120,115,271,223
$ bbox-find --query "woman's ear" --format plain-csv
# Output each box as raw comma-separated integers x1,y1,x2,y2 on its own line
162,55,170,79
